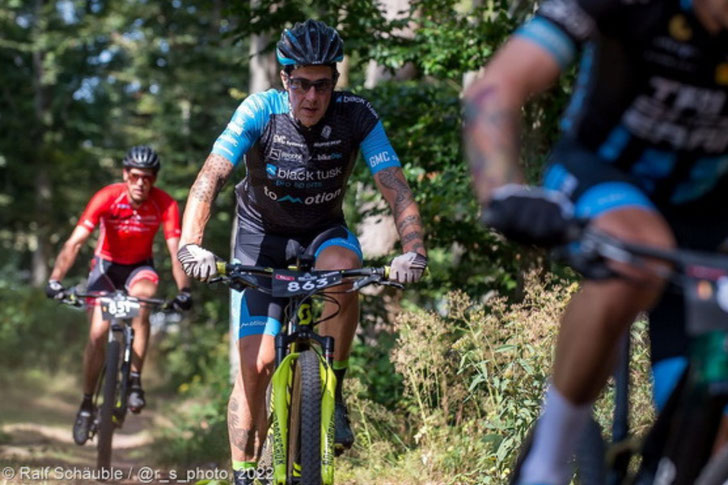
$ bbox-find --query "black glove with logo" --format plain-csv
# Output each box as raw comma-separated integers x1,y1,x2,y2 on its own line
171,288,193,312
45,279,66,300
482,184,575,248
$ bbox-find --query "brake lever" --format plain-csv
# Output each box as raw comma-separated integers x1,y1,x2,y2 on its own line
382,280,405,290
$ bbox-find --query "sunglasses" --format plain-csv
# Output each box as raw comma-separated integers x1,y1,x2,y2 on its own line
287,76,335,94
127,172,155,184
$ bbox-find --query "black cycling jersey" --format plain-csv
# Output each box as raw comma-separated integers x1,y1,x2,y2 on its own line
211,89,401,236
519,0,728,205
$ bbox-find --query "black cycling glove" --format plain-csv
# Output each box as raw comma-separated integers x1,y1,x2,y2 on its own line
171,288,193,312
482,184,575,248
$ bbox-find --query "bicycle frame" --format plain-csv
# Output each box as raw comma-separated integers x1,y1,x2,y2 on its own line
215,260,398,485
572,228,728,484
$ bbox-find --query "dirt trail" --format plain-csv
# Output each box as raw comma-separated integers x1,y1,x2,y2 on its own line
0,370,186,485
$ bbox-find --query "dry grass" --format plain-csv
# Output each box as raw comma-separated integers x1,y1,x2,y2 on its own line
338,271,655,484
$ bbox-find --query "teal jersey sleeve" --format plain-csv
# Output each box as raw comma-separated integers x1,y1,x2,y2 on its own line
211,90,289,166
360,121,401,174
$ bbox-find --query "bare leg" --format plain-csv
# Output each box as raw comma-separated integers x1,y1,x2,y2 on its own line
522,208,675,484
83,305,110,395
229,334,275,463
127,278,157,374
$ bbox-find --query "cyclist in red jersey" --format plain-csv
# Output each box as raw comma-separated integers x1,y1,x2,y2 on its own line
45,146,192,446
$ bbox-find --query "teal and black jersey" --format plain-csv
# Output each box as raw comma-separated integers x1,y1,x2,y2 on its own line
518,0,728,205
212,89,400,235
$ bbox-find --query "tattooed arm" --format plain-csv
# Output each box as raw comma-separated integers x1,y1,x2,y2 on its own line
374,167,427,256
463,36,562,204
180,153,234,246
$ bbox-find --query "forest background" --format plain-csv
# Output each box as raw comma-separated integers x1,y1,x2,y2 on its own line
0,1,654,483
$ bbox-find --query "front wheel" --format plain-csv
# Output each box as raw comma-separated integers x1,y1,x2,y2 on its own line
288,350,322,485
97,340,120,471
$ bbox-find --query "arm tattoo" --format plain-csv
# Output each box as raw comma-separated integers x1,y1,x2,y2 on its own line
401,231,422,245
463,85,521,200
190,154,233,204
397,215,419,234
376,167,415,220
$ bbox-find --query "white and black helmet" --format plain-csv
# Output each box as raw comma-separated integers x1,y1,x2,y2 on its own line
122,145,160,172
276,19,344,70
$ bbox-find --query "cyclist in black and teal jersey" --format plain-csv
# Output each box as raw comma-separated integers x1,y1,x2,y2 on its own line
464,0,728,483
176,19,428,485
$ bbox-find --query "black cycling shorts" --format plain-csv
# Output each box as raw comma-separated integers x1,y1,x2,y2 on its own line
87,256,158,297
230,224,362,339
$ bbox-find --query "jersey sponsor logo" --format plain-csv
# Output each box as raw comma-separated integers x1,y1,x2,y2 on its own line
263,186,342,205
266,164,343,181
368,151,399,168
313,139,342,148
273,134,306,148
315,152,343,161
539,0,595,41
668,14,692,42
268,148,303,162
337,95,379,118
623,76,728,152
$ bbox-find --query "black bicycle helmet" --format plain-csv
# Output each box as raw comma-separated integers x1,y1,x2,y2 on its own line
122,145,160,172
276,19,344,69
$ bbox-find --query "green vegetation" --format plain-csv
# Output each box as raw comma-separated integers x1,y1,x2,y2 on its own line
0,0,660,483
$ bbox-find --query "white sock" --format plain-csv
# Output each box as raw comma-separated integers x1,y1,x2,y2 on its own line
519,385,592,485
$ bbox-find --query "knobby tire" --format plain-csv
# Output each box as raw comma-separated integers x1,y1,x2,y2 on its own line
97,340,120,471
288,350,322,485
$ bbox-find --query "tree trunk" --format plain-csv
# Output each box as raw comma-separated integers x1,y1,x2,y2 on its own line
364,0,415,88
30,0,50,288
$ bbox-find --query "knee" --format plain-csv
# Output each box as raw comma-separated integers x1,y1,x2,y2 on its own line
128,279,157,299
315,247,361,271
240,347,274,381
88,330,107,350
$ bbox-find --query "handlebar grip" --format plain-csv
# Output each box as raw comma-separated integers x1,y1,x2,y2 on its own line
383,266,390,279
216,261,227,276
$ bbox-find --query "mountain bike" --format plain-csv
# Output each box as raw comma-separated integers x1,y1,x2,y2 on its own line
62,289,170,471
211,230,403,485
510,224,728,485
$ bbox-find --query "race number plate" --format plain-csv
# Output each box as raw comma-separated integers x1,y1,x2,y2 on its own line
99,297,141,320
271,270,342,297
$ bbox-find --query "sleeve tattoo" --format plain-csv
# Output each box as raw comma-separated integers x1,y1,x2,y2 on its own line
376,168,425,253
190,154,234,204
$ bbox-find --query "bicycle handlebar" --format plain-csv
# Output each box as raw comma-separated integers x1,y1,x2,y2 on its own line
61,288,171,310
212,261,402,295
558,221,728,282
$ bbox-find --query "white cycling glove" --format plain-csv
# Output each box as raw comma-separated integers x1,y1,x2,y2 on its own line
389,252,428,284
177,244,219,281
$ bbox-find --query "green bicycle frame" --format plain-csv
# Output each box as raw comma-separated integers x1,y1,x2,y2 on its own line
270,302,338,485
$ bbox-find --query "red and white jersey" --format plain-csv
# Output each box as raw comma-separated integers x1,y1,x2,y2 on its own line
77,183,181,264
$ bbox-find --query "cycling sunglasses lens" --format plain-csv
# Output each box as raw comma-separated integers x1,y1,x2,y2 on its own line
290,78,333,93
129,173,154,184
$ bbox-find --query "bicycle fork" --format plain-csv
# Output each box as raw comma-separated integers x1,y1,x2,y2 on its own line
270,335,336,484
